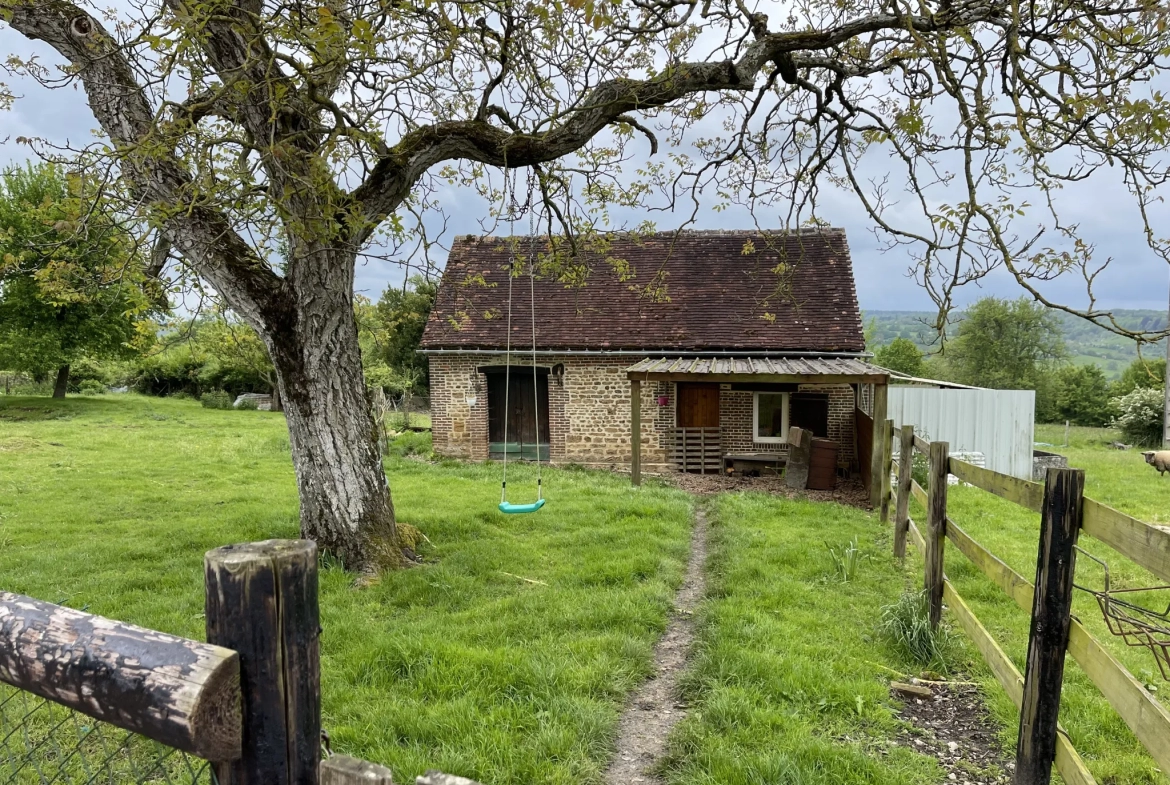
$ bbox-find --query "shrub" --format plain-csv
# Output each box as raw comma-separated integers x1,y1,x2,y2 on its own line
825,537,866,582
235,396,259,410
879,590,957,671
200,390,233,410
1110,387,1164,447
387,430,432,458
77,379,106,395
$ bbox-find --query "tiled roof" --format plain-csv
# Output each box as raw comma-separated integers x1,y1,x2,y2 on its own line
626,357,886,377
420,229,865,353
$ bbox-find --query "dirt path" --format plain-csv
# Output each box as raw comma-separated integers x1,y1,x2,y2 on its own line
603,506,709,785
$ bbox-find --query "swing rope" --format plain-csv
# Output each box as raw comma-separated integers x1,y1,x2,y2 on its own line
500,165,515,504
498,167,545,514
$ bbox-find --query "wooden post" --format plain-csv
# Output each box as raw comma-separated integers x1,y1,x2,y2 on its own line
205,540,320,785
869,383,888,508
1015,468,1085,785
925,440,949,629
0,593,241,761
880,419,895,523
786,426,813,490
893,424,915,560
631,379,642,486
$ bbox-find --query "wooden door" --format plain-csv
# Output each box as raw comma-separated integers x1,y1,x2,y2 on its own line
677,383,720,428
488,372,551,459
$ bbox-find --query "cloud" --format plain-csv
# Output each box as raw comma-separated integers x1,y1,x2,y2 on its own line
1,25,1165,316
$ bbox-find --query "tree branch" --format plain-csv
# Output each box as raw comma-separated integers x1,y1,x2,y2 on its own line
2,0,285,325
350,0,1006,233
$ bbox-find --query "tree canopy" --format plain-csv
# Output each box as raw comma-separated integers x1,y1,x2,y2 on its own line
0,163,155,396
873,337,925,377
942,297,1066,390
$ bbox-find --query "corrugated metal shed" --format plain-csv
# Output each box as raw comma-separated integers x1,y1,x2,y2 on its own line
888,387,1035,479
626,356,887,378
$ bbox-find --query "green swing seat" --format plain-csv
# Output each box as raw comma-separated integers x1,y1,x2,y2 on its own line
498,499,546,515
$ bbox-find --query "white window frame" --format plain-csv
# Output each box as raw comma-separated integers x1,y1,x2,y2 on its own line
753,392,789,444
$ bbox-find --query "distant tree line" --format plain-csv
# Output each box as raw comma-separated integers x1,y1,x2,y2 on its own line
0,164,436,404
871,297,1166,446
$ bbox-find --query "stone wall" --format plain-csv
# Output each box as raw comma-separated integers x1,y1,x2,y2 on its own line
429,354,673,470
431,354,860,473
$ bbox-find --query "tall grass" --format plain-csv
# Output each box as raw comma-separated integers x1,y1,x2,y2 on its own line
878,591,956,672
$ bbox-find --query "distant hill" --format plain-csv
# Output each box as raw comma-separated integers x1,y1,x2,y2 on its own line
863,309,1168,379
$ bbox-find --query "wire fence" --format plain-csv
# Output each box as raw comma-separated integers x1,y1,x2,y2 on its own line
0,683,216,785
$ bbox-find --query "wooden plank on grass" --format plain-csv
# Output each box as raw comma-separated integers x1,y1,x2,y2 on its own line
949,459,1043,513
942,582,1096,785
1081,499,1170,583
946,521,1170,775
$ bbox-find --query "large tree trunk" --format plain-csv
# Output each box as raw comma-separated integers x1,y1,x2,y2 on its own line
255,260,406,573
52,365,70,399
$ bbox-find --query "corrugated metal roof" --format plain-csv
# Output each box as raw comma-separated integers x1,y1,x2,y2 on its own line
626,356,889,377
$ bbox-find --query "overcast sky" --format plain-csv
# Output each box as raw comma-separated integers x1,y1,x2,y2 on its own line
3,27,1168,315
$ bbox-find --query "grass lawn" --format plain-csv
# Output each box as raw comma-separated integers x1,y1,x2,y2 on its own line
662,494,970,785
0,394,693,785
911,423,1170,784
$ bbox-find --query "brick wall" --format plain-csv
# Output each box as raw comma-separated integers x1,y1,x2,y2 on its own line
718,384,855,468
430,356,856,471
429,354,672,470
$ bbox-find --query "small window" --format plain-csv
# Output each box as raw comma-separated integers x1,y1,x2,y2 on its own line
754,392,788,443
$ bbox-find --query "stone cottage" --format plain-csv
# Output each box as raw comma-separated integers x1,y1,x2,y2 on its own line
420,229,888,479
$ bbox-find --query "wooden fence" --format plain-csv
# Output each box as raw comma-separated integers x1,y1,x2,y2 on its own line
877,423,1170,785
0,540,477,785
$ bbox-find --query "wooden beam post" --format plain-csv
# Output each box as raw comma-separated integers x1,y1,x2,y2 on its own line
631,379,642,486
925,440,949,629
1015,468,1085,785
0,593,242,762
893,424,915,560
869,383,888,508
880,419,895,523
205,540,320,785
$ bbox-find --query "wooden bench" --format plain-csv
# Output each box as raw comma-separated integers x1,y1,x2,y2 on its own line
723,452,786,477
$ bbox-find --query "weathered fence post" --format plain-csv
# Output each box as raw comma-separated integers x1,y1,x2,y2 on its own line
893,424,915,560
1014,468,1085,785
869,383,889,508
880,419,895,523
925,440,949,629
205,540,321,785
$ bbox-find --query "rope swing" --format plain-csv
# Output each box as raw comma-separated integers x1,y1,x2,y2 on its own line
498,168,546,515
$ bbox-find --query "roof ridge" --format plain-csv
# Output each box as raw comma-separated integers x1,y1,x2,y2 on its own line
462,227,845,243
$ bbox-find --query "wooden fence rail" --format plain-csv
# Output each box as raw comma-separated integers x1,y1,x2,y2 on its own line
890,432,1170,785
0,539,486,785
